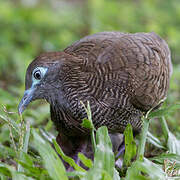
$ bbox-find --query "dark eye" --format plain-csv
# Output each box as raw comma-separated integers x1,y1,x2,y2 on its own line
33,70,41,80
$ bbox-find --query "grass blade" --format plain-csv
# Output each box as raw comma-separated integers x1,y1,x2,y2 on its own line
147,131,166,149
53,139,86,172
82,126,115,180
137,117,150,160
32,129,68,180
125,158,166,180
149,104,180,119
160,117,180,155
18,120,31,172
123,124,136,167
78,152,93,168
150,153,180,168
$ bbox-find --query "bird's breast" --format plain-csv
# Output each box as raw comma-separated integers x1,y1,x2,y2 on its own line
50,93,143,136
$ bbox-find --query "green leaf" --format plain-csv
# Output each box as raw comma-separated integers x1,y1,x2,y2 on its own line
125,158,166,180
15,159,49,178
0,162,35,180
78,152,93,168
167,132,180,155
95,126,115,177
23,121,31,154
81,118,94,130
40,128,56,143
81,101,96,153
137,117,150,160
53,139,86,172
85,101,92,123
80,101,94,130
66,171,86,178
12,174,35,180
32,129,68,180
123,124,136,167
82,126,115,180
147,131,166,149
113,168,121,180
149,104,180,119
0,114,19,134
19,152,34,167
150,153,180,169
160,117,180,155
0,144,17,158
18,120,31,172
0,164,11,177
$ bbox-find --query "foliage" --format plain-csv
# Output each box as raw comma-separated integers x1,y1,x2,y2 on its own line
0,102,180,179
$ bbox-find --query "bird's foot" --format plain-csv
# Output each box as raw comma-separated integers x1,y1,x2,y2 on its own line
115,140,125,169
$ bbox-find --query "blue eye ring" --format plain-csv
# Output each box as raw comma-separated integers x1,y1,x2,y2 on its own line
32,67,48,84
33,69,42,80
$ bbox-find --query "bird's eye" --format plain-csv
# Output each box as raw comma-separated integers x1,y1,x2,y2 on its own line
32,67,48,83
33,70,42,80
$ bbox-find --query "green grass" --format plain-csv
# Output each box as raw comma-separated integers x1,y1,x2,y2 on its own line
0,101,180,180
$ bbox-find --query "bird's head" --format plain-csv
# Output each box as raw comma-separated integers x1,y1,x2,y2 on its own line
18,52,78,114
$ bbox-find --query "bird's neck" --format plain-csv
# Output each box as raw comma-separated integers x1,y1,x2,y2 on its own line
49,73,89,136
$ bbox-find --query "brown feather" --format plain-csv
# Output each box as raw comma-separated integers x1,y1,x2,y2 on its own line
22,32,172,166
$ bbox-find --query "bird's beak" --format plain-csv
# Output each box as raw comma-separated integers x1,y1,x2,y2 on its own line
18,87,36,114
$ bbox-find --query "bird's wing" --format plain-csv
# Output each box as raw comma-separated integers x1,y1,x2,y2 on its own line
64,31,126,62
64,32,172,112
124,32,172,111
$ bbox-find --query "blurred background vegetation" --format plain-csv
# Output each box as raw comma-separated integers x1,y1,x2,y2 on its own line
0,0,179,159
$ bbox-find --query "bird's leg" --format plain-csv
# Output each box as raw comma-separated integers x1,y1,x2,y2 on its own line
115,140,125,169
71,136,93,170
56,133,75,171
115,140,125,158
56,133,126,170
109,133,125,169
56,133,93,171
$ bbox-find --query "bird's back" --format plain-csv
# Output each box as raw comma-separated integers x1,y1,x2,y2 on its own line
51,32,172,134
65,32,172,110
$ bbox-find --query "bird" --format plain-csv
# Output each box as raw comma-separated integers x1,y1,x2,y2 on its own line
18,31,172,169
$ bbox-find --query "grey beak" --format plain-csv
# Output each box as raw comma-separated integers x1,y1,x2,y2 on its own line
18,88,35,114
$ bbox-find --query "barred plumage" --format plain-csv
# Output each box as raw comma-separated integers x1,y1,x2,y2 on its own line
19,31,172,168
